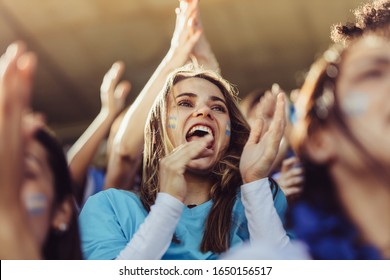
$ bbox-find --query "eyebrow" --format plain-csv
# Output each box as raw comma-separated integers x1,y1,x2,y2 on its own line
175,92,227,105
176,92,197,99
354,56,390,68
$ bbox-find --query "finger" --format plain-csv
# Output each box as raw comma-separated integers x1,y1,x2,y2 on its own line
1,50,36,114
192,0,203,28
109,61,125,92
5,41,26,61
271,83,281,96
101,61,125,93
286,166,304,178
257,93,286,164
114,80,131,101
181,28,202,56
183,0,198,23
187,29,203,49
184,6,200,37
0,42,24,78
255,91,276,138
285,176,305,187
0,54,5,77
188,9,199,29
180,0,198,17
179,0,189,11
246,117,264,145
284,186,304,197
1,43,23,79
167,135,212,167
174,7,182,31
256,90,274,120
16,52,37,107
281,156,299,172
268,92,286,142
174,133,212,156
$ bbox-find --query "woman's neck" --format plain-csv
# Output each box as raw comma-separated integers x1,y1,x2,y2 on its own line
331,164,390,259
183,171,213,207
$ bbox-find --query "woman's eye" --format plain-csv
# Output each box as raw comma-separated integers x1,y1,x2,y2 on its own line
177,100,192,107
212,105,226,112
362,69,384,79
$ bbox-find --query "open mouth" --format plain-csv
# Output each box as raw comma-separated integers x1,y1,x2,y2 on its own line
186,125,214,148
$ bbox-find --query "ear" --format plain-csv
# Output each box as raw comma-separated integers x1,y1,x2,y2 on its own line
51,197,73,232
305,128,337,164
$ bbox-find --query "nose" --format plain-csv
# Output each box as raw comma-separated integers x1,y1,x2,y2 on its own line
192,105,213,119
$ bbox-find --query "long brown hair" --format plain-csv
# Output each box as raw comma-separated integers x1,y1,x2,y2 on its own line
142,65,250,253
35,127,82,259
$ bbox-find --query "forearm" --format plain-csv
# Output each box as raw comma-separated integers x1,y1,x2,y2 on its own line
116,192,184,260
241,178,290,248
104,152,141,190
67,110,116,187
113,50,188,159
114,0,200,159
192,35,220,73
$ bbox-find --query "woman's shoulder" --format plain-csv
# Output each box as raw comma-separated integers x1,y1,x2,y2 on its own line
81,188,144,213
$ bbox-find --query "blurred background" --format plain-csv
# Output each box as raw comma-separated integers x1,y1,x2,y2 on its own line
0,0,362,144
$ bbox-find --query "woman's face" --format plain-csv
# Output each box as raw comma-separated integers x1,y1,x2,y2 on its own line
166,77,231,173
21,138,55,248
335,35,390,166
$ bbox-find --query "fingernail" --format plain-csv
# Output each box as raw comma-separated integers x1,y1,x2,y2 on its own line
112,62,121,71
17,53,37,71
271,83,280,95
6,43,18,59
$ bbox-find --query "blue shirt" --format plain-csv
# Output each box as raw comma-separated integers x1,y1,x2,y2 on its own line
79,185,287,260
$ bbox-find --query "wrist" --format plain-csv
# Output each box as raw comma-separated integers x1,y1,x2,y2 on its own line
98,108,117,121
163,48,189,70
160,190,185,203
242,173,268,184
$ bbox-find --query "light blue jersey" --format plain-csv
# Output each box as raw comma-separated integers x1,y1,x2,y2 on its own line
79,184,287,260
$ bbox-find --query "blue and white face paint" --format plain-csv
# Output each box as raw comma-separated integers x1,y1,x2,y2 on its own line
168,115,177,129
225,120,231,137
341,91,370,117
25,192,48,216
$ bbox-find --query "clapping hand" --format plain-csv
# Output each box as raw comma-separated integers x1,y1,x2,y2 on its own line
100,61,131,118
240,91,286,183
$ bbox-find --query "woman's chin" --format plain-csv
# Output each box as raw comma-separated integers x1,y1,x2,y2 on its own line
186,158,216,175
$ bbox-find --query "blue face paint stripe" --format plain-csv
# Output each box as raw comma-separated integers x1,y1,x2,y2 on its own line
226,121,231,137
25,193,47,216
341,92,369,117
168,115,177,129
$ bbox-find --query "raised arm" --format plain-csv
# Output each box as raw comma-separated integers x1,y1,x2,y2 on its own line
189,0,221,73
67,62,130,203
105,0,202,189
0,42,40,259
239,91,290,247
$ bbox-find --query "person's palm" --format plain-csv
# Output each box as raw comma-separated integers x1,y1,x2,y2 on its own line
240,93,286,183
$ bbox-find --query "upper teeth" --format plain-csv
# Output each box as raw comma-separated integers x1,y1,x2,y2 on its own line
188,125,213,136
